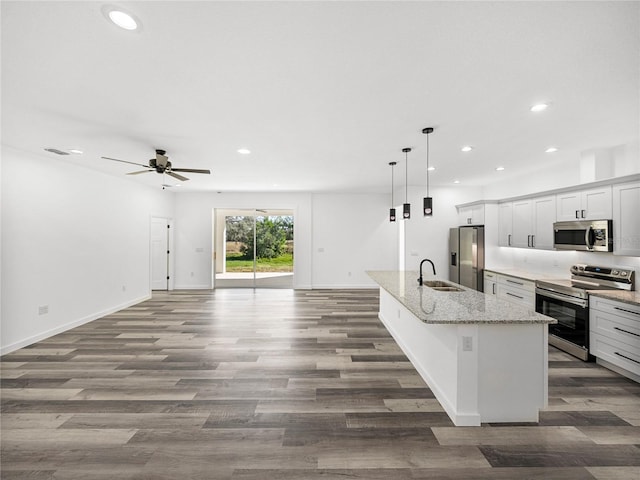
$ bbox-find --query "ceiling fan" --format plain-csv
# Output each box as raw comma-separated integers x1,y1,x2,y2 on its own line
101,149,211,182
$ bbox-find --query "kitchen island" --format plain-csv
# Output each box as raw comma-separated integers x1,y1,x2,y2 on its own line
367,270,557,426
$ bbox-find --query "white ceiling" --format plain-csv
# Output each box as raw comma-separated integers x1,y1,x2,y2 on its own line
2,1,638,193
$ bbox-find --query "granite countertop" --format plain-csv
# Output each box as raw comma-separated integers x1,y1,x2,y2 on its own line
484,267,565,283
367,271,557,325
587,290,640,307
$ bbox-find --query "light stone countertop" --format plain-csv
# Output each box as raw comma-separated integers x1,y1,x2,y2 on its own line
484,267,565,282
587,290,640,307
367,270,557,325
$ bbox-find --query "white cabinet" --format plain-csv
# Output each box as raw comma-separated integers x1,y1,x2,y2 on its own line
511,199,532,248
590,296,640,380
484,271,497,295
458,204,485,226
531,196,556,250
613,181,640,257
556,187,612,221
507,196,555,250
498,203,513,247
496,275,535,309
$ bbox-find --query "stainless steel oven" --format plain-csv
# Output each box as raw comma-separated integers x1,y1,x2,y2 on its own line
536,285,589,360
535,264,635,361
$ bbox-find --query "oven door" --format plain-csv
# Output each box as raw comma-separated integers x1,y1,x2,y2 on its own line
535,288,590,360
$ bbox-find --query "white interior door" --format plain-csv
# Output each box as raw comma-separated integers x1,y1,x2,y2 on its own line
151,217,169,290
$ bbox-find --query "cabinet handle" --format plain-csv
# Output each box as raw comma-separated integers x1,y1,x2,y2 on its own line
614,352,640,365
581,210,586,218
614,326,640,338
614,306,640,316
493,284,496,294
531,235,535,248
506,292,524,300
506,279,524,286
575,210,580,219
527,235,531,247
508,234,512,246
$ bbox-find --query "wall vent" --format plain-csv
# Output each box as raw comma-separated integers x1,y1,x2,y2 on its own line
44,148,70,155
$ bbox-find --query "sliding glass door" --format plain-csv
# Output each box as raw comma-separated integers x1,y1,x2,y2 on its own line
214,209,293,288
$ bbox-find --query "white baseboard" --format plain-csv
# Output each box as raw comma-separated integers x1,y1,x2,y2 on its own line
0,294,151,355
311,284,378,289
173,284,212,290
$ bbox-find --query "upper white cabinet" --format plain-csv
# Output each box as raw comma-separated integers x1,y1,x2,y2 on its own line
532,196,556,249
501,196,555,250
511,199,533,248
613,181,640,256
458,204,485,226
498,203,513,247
556,186,612,221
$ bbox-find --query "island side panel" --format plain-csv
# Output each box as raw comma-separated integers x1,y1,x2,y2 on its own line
477,324,549,423
378,288,482,426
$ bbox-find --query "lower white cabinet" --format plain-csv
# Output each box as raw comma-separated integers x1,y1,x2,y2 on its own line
496,275,535,309
484,271,497,295
590,296,640,379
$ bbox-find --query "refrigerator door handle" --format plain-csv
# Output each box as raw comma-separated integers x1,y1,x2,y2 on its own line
451,252,457,267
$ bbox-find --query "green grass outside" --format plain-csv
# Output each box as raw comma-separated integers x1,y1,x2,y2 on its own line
226,252,293,272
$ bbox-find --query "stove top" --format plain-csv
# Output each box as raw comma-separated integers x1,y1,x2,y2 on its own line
536,264,635,300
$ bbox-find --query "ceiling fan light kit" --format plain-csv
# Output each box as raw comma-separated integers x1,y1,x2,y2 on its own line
101,148,211,187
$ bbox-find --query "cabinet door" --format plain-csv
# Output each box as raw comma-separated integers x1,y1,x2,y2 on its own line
458,206,472,225
613,181,640,256
582,187,612,220
483,271,497,295
511,200,533,248
556,192,582,221
532,195,556,250
470,204,485,225
498,203,513,247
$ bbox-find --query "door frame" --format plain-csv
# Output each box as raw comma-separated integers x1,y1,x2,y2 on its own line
150,216,174,291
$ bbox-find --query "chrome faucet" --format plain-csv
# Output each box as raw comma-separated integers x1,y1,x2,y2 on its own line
418,258,436,286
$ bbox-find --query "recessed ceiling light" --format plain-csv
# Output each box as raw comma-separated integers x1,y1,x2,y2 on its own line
69,149,83,155
545,147,558,153
453,180,460,184
427,166,436,171
102,6,141,31
496,166,505,171
237,148,251,155
530,103,549,112
461,146,473,152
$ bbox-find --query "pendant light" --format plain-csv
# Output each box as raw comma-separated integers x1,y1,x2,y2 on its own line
402,147,411,219
388,161,397,222
422,127,434,216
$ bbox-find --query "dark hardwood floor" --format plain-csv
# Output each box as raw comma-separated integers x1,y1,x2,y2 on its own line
2,288,639,479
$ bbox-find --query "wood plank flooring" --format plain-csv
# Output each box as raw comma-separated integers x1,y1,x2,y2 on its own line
2,288,640,479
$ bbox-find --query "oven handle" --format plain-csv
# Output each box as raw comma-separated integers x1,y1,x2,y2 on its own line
535,288,588,308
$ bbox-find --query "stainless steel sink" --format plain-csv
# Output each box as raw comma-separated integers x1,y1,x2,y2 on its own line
422,280,464,292
431,286,464,292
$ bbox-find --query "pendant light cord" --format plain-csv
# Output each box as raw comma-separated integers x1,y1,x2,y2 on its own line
391,164,394,206
405,150,408,203
426,133,430,197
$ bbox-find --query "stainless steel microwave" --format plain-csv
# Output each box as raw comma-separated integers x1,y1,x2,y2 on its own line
553,220,613,252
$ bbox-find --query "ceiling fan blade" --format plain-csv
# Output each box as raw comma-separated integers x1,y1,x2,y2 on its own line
166,171,190,182
127,170,153,175
171,168,211,174
102,156,149,168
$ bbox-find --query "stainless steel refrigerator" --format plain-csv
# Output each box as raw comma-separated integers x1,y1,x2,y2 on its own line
449,226,485,291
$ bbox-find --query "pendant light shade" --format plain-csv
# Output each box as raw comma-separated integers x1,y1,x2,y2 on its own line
402,147,411,219
422,127,434,216
388,161,397,222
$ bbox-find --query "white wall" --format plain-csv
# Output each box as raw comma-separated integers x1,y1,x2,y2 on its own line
311,193,397,288
173,191,398,290
402,186,483,279
1,147,174,354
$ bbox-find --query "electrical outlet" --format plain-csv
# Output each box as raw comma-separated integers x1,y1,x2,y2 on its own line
122,285,127,292
462,336,473,351
190,272,194,277
348,271,352,277
38,305,49,315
